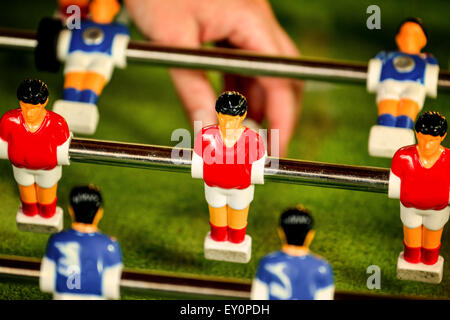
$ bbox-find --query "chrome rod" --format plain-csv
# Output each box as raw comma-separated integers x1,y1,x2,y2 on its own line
0,254,425,299
69,138,390,193
0,28,449,89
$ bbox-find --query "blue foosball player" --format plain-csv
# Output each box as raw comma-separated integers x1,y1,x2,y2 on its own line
367,18,439,158
53,0,130,134
251,206,334,300
39,185,123,300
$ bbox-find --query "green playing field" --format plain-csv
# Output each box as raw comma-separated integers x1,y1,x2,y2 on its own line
0,0,450,299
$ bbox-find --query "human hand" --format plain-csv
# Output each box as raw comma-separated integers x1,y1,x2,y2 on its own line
125,0,303,157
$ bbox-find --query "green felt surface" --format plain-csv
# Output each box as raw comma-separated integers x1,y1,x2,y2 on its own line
0,0,450,300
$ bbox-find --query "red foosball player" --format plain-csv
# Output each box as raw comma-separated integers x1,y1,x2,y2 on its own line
192,91,266,263
0,79,72,233
389,111,450,283
57,0,90,21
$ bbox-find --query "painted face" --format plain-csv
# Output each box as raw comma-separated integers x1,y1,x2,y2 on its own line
90,0,120,24
217,112,246,131
396,22,427,54
416,132,445,157
19,100,47,125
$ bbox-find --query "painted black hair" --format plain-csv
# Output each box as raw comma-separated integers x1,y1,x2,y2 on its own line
280,206,314,246
70,185,103,224
415,111,447,137
397,17,428,41
17,79,49,105
215,91,248,116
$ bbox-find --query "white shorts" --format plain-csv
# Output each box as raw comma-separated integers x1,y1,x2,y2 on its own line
204,184,254,210
64,52,115,81
400,203,450,231
376,79,426,109
12,165,62,189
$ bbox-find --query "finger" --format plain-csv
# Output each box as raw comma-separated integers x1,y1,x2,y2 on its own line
214,4,302,156
126,0,218,129
216,40,265,123
169,69,217,128
272,26,304,106
274,25,301,57
164,27,218,128
225,13,300,156
224,74,265,123
241,78,265,123
260,77,298,157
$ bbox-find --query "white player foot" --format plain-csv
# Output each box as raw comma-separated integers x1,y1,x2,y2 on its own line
396,251,443,284
53,100,99,135
204,232,252,263
368,125,416,158
16,206,64,233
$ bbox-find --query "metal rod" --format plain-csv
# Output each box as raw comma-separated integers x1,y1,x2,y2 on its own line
1,28,450,89
69,138,390,194
0,254,433,300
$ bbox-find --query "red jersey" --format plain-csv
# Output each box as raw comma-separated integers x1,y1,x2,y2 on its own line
391,145,450,210
194,125,265,189
0,109,70,170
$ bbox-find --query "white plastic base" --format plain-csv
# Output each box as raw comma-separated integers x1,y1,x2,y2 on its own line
397,252,443,284
368,125,415,158
204,232,252,263
16,206,63,233
53,100,99,135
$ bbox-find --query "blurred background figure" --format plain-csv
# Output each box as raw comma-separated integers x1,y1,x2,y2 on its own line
58,0,90,20
40,185,123,300
251,206,334,300
53,0,130,134
367,18,439,158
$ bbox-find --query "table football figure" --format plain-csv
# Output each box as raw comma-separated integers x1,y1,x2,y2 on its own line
53,0,130,134
40,185,123,299
389,111,450,283
0,79,72,233
367,18,439,157
192,91,266,263
251,206,334,300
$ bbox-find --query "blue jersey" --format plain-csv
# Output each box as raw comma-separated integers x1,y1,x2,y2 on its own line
68,20,129,55
44,228,122,297
255,251,333,300
375,51,438,85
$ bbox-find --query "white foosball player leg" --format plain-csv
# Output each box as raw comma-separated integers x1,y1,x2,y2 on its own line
53,100,99,135
204,232,252,263
396,252,443,284
368,125,416,158
16,206,64,233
